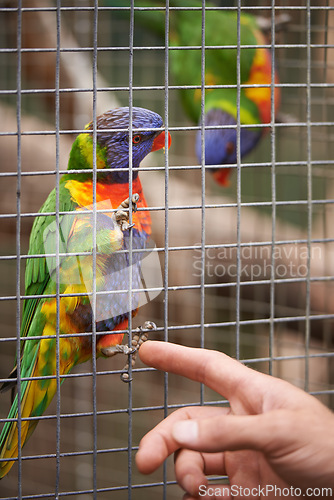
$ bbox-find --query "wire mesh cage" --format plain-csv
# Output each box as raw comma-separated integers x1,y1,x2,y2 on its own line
0,0,334,498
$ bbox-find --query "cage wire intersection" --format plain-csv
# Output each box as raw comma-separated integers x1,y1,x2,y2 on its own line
0,0,334,498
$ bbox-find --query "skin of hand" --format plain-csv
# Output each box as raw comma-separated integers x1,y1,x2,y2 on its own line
136,341,334,499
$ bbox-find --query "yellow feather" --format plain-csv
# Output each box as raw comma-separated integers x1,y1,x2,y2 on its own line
77,134,106,170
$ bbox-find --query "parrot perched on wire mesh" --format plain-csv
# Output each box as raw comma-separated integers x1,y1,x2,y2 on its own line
0,106,171,479
107,0,281,186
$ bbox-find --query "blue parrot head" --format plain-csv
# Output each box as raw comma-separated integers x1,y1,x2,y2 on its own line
70,107,171,183
195,108,261,186
94,106,171,183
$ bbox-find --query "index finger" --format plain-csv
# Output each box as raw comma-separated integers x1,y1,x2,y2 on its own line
139,341,263,402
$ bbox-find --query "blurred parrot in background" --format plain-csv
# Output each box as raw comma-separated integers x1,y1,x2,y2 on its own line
0,106,170,479
108,0,281,186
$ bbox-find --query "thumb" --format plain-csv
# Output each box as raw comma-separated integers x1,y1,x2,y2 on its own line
172,412,286,455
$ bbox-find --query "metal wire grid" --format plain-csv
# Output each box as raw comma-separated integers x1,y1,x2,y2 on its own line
0,0,334,498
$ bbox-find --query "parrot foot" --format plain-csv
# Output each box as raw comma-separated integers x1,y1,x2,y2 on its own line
120,321,157,383
115,193,139,232
101,344,137,357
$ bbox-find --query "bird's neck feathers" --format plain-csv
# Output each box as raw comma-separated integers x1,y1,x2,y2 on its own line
66,131,139,184
67,133,107,177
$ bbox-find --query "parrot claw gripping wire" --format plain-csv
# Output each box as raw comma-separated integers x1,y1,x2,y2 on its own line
120,321,157,382
115,193,139,232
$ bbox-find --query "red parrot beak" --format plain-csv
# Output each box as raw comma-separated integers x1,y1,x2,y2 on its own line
151,130,172,152
212,168,231,187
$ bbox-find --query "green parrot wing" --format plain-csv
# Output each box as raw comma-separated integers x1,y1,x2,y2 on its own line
0,183,77,467
21,182,77,341
0,183,76,396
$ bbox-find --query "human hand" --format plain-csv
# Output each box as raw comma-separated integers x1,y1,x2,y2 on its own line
136,341,334,499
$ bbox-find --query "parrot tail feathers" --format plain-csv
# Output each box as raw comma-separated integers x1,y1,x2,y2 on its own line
0,359,39,479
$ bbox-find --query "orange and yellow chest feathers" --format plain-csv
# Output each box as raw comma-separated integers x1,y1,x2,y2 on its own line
64,177,151,236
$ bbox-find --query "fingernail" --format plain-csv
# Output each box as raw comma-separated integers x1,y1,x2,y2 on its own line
172,420,198,444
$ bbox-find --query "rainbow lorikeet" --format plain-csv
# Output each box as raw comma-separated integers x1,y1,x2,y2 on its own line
107,0,281,186
0,106,171,479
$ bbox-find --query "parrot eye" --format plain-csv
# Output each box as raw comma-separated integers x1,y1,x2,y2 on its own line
132,134,142,144
226,141,235,156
